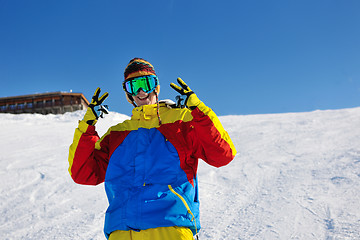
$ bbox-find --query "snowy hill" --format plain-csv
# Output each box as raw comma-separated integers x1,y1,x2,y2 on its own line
1,108,360,239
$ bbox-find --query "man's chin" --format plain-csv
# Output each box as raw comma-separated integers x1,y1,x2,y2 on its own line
135,99,151,106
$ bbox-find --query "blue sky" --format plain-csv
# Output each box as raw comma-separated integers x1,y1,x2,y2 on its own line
1,0,360,116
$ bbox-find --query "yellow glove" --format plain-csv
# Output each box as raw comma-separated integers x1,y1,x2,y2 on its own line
83,88,109,125
170,78,201,109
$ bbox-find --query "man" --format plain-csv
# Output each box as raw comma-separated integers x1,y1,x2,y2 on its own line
68,58,236,239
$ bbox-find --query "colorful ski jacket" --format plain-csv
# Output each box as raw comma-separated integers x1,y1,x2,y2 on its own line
68,99,236,238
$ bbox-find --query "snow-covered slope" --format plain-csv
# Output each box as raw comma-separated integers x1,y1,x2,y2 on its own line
1,108,359,239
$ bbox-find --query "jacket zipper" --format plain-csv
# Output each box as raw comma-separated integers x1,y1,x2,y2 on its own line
168,185,198,237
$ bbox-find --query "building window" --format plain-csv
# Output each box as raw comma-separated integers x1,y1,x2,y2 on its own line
45,100,52,107
36,101,43,107
17,103,25,109
54,99,61,106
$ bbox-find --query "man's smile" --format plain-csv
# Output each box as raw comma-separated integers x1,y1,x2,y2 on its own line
136,94,149,100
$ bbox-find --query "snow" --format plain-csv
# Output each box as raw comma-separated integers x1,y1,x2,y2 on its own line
1,107,360,239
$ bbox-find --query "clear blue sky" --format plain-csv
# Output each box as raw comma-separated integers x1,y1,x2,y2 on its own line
1,0,360,116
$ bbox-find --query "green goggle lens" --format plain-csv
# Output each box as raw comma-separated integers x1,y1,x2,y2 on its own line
123,75,159,96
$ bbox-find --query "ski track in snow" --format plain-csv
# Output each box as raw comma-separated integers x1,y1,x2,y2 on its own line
1,108,360,239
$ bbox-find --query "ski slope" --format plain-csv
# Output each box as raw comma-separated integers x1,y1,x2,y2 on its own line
1,107,360,239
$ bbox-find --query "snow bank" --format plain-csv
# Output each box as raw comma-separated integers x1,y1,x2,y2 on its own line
1,108,359,239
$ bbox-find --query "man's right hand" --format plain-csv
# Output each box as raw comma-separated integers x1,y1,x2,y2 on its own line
83,88,109,125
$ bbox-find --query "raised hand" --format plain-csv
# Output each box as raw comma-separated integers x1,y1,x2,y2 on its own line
83,88,109,125
170,78,200,109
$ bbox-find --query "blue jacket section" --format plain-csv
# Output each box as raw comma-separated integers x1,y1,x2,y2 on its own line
103,128,200,237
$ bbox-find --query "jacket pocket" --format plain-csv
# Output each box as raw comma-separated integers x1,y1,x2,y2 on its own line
168,185,198,236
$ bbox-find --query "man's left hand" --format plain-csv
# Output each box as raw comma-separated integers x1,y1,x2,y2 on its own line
170,78,201,109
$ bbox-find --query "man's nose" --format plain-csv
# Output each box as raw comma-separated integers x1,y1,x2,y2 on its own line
136,89,146,95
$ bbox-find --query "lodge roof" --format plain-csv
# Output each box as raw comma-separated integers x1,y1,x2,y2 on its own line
0,91,90,105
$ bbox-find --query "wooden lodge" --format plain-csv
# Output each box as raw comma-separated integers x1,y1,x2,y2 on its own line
0,92,89,114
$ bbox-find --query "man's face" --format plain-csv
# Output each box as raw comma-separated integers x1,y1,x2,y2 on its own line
133,89,157,106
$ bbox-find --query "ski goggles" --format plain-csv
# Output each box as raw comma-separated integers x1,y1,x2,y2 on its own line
123,75,159,96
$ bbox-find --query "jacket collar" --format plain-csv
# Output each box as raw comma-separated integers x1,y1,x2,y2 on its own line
131,104,158,120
